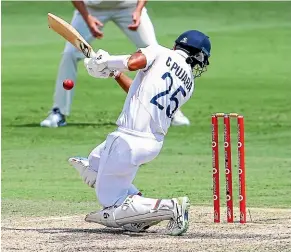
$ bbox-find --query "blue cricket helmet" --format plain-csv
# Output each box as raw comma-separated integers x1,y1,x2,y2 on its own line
175,30,211,77
175,30,211,57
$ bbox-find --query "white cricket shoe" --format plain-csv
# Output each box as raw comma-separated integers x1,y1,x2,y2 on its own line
68,157,96,188
171,109,190,126
167,196,190,236
40,108,66,127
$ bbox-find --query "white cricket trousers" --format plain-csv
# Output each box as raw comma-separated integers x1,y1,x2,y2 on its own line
53,7,157,115
88,128,163,207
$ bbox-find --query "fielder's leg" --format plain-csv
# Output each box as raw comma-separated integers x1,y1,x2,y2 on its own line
171,109,190,126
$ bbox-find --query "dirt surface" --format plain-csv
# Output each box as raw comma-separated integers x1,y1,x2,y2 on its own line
2,207,291,252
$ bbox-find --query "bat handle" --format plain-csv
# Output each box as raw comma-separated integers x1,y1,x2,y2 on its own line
90,50,97,58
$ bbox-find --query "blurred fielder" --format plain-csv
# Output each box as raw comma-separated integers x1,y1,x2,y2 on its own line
69,30,211,234
41,0,190,128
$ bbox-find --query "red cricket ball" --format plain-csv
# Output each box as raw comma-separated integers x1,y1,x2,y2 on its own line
63,79,74,90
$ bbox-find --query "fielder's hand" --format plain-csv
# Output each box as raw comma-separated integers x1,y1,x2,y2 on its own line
128,10,141,31
85,14,104,39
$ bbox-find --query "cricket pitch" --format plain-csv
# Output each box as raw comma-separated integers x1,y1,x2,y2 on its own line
2,206,291,252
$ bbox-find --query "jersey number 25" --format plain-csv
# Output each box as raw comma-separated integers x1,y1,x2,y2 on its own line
150,72,186,118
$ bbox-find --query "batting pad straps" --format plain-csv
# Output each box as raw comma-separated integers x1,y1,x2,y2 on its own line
107,55,131,72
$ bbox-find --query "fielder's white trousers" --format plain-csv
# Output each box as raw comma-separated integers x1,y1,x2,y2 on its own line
88,127,163,207
53,7,157,115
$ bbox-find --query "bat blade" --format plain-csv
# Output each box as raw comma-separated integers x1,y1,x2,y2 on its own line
48,13,95,58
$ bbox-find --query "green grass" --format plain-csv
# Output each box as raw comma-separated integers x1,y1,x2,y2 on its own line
2,1,291,217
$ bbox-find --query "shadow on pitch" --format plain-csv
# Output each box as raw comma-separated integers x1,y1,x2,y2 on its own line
11,122,116,128
1,227,159,237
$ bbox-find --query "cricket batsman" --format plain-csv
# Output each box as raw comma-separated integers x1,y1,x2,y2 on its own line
41,0,190,128
69,30,211,234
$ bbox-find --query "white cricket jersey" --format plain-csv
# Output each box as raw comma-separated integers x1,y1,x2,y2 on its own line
84,0,137,9
116,45,195,139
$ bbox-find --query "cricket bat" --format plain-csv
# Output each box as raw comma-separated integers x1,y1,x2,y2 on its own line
48,13,96,58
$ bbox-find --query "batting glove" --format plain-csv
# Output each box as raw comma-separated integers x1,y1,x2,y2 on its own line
84,58,111,79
